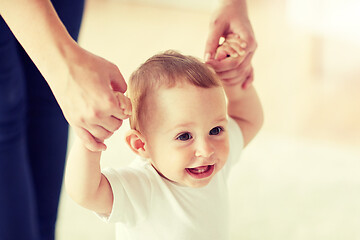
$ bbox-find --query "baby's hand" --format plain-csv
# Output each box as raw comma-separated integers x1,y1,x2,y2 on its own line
207,34,253,88
115,92,132,120
215,34,247,61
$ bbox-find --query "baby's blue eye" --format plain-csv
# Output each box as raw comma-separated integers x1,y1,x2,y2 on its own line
176,132,192,141
209,126,223,135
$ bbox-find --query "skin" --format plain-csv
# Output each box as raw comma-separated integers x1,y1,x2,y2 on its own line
205,0,257,89
1,0,255,151
65,50,263,216
0,0,127,151
65,93,131,214
141,85,230,188
213,34,253,86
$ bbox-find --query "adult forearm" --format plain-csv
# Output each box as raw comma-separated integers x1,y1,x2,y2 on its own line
0,0,76,88
219,0,248,14
220,0,246,6
1,0,130,153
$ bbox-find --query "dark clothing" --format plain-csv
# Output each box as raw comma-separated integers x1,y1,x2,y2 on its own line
0,1,84,239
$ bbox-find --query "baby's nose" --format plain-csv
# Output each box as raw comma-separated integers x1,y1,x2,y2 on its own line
194,138,214,158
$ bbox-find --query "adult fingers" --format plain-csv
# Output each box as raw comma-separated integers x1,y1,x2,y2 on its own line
217,66,246,80
204,19,226,61
99,116,124,132
105,93,132,122
242,68,254,89
206,56,243,72
122,95,132,116
116,92,132,117
74,127,107,152
222,65,253,86
108,96,131,121
218,53,254,86
239,51,254,70
237,30,257,53
86,124,114,142
110,64,127,93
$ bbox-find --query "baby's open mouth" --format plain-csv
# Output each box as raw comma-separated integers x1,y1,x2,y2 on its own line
186,165,215,179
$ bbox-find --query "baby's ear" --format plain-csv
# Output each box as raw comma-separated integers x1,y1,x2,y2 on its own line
125,130,150,158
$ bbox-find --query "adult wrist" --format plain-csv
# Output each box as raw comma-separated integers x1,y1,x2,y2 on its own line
40,37,83,106
219,0,248,14
220,0,245,5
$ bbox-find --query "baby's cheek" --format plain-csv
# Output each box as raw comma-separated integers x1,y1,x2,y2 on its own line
223,138,230,158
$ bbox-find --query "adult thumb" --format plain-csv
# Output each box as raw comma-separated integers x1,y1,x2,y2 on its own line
110,65,127,93
204,21,225,61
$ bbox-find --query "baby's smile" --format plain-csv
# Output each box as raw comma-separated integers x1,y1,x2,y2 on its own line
185,164,215,179
141,85,229,188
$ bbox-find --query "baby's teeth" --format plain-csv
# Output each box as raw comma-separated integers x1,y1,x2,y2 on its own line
189,166,209,174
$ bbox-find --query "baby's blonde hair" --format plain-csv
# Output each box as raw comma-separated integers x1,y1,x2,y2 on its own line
128,50,222,132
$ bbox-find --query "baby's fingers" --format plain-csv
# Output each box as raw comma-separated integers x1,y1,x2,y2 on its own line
215,43,239,61
224,39,247,58
122,95,132,116
115,92,132,119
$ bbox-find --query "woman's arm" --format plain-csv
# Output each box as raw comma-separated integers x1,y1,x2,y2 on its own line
0,0,127,151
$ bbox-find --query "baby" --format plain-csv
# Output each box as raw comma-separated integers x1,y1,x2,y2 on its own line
65,36,263,240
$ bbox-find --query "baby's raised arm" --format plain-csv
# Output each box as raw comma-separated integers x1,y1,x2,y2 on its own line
208,36,264,147
224,84,263,147
65,93,131,214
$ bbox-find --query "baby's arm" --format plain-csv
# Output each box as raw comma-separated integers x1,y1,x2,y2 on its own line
212,37,263,147
225,85,263,147
65,93,131,214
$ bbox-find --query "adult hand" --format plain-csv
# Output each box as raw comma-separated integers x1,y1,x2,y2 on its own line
205,0,257,89
1,0,127,152
52,45,127,152
209,34,254,87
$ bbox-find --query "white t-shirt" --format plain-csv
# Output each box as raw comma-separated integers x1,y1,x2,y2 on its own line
98,118,243,240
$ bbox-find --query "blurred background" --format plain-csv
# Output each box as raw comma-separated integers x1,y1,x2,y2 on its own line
56,0,360,239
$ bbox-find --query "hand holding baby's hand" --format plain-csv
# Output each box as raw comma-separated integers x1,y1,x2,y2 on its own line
90,92,131,149
206,34,254,88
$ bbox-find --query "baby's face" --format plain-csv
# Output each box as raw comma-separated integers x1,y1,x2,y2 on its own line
143,84,229,188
